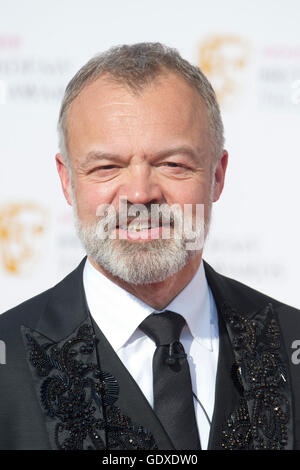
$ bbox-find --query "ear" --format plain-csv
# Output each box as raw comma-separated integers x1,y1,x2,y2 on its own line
212,150,228,202
55,153,73,206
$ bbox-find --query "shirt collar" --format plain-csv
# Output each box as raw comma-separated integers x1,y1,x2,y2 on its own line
83,258,217,353
160,260,217,351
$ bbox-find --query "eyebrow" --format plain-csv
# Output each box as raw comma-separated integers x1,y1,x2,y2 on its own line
80,151,123,169
153,146,201,163
81,145,203,169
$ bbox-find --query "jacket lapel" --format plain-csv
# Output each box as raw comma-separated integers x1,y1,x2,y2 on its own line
91,319,174,450
207,304,241,449
204,261,294,450
20,257,173,450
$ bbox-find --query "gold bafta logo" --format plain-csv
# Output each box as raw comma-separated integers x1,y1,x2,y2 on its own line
199,35,250,108
0,202,47,275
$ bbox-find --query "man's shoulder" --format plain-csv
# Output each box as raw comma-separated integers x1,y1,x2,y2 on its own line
0,284,56,334
225,271,298,312
205,261,300,366
204,260,299,316
0,258,86,334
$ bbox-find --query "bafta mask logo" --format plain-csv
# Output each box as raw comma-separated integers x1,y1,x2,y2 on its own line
199,35,250,108
0,202,47,275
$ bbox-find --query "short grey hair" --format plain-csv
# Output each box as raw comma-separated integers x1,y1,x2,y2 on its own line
57,42,224,168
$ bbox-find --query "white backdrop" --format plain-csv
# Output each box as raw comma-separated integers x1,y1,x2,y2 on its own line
0,0,299,311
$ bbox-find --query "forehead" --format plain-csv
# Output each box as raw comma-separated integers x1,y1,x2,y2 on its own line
66,72,210,157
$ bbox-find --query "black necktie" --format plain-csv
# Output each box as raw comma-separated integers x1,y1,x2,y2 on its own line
139,310,201,450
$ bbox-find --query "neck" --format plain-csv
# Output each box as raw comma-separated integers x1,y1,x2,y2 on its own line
88,253,202,311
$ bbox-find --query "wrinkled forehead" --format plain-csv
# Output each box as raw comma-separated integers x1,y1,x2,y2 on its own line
68,71,208,122
65,72,212,161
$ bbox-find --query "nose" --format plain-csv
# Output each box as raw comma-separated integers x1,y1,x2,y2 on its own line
119,161,163,206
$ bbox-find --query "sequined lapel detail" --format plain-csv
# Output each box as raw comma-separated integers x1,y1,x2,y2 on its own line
221,302,293,450
21,319,157,450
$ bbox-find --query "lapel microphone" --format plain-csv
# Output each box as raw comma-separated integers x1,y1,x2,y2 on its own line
165,341,187,365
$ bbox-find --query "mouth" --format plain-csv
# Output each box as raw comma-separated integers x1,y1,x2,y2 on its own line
115,219,173,241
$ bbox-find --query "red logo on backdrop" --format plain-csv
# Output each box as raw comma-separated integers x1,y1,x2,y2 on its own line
0,34,22,49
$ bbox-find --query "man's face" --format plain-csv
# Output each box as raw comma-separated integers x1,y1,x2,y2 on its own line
57,72,227,284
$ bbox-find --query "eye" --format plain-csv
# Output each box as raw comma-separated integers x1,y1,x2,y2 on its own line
93,165,119,173
88,164,120,179
157,161,194,178
160,162,190,170
98,165,117,170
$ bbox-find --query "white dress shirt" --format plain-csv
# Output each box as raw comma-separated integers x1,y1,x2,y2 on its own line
83,258,219,450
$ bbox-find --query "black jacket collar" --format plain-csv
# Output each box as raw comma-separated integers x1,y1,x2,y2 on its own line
204,261,294,450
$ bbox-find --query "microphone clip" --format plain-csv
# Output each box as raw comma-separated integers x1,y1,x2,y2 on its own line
165,341,187,365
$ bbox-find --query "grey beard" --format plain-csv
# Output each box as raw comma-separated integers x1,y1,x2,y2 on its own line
76,219,195,285
72,201,212,285
77,224,194,284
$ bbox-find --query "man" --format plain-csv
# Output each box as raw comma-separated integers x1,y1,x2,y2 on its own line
0,42,299,451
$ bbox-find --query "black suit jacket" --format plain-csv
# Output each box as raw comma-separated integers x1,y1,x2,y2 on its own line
0,257,300,450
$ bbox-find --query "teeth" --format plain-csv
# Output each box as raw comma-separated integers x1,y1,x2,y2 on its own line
120,225,153,231
117,223,171,231
118,222,160,230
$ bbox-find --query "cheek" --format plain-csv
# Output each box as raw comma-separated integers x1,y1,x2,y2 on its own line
172,182,209,205
74,180,116,220
173,181,212,222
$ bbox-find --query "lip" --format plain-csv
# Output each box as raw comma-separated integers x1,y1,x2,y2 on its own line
116,225,165,241
116,219,160,229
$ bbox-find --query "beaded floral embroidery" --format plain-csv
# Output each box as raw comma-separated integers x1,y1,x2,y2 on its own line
23,322,157,450
221,302,291,450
